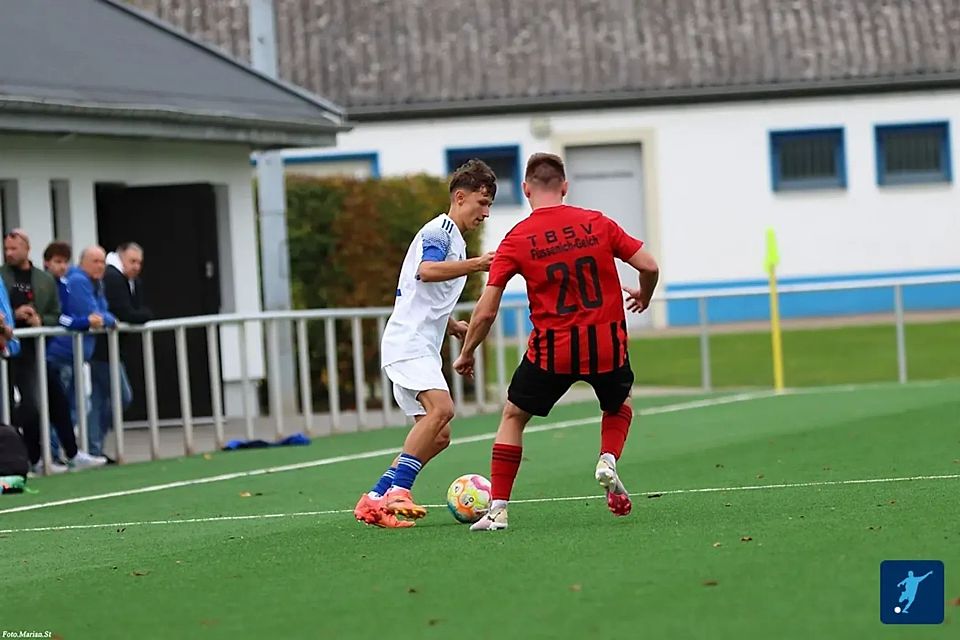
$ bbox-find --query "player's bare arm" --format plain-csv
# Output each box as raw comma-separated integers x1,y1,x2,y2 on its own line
447,316,469,340
622,247,659,313
417,250,495,282
453,285,504,378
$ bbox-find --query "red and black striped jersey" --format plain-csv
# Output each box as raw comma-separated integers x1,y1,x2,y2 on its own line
487,204,643,375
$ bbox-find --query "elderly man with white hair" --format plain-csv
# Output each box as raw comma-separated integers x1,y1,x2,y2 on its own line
47,245,117,460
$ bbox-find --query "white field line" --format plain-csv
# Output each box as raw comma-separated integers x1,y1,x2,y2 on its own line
0,391,780,517
3,379,956,519
1,472,956,534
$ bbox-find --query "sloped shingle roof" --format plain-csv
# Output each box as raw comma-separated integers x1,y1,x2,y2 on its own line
0,0,346,145
128,0,960,120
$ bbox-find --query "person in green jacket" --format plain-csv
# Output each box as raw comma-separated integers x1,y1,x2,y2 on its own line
2,229,64,472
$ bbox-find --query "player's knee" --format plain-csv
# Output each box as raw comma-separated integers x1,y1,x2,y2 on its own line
501,401,533,428
429,399,455,425
502,401,523,421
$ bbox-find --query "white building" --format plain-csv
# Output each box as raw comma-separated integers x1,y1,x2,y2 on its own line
137,0,960,329
0,0,345,417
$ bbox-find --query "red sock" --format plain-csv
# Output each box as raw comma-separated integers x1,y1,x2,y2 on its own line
600,404,632,458
490,443,523,501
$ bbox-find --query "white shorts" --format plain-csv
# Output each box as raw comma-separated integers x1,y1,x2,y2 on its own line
383,356,449,417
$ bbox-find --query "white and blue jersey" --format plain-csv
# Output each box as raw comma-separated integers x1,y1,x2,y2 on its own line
380,213,467,367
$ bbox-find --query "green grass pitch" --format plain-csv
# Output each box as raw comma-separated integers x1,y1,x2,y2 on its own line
2,381,958,639
488,320,960,389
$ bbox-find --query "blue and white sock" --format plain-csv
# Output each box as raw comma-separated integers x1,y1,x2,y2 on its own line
389,453,423,491
368,467,397,498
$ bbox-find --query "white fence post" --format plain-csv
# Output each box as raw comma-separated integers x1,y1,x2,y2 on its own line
4,273,953,465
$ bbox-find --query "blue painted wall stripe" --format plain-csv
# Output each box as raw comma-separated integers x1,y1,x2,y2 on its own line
498,268,960,333
666,268,960,326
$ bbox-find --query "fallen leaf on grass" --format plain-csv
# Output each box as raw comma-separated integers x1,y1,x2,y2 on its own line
702,580,719,587
131,570,149,577
740,536,753,542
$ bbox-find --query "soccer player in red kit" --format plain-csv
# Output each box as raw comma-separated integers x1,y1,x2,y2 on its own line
453,152,659,531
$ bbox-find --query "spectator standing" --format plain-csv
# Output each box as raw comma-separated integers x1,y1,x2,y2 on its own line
90,243,151,463
47,246,117,458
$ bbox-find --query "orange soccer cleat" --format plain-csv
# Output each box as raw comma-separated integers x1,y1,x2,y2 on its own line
380,487,427,520
353,493,415,528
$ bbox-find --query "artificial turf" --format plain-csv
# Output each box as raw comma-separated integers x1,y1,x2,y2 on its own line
2,381,958,639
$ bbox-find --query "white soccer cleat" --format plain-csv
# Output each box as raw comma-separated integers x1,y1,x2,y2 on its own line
469,506,508,531
67,451,108,470
596,457,632,516
595,457,624,492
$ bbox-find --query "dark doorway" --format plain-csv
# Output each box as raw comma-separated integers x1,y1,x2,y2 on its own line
96,183,221,421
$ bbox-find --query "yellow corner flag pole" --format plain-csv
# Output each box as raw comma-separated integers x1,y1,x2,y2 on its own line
765,228,785,392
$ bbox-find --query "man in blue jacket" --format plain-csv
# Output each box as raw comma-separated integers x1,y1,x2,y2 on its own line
47,246,117,459
42,241,110,469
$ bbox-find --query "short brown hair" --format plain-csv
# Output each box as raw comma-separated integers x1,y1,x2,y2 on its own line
449,158,497,199
524,152,566,187
43,241,71,263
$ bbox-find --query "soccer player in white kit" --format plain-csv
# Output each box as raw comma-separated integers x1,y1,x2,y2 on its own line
354,159,497,528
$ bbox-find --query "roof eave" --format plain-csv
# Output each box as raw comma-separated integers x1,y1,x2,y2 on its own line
0,96,350,148
345,73,960,121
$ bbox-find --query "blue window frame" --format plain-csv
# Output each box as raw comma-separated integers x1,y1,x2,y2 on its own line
445,145,522,205
875,122,951,186
251,152,380,178
769,128,846,191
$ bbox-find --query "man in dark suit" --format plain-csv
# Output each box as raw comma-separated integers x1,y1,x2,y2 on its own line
89,242,153,460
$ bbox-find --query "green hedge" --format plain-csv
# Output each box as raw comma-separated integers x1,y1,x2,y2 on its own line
284,175,484,412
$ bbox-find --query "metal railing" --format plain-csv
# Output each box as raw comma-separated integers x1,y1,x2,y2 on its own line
8,273,958,474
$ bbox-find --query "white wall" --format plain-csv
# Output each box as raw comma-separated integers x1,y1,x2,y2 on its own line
0,134,264,414
324,90,960,288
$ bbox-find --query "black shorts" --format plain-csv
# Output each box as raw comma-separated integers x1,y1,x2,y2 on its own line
507,357,634,417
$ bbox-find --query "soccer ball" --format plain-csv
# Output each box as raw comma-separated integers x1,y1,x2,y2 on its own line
446,474,492,524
